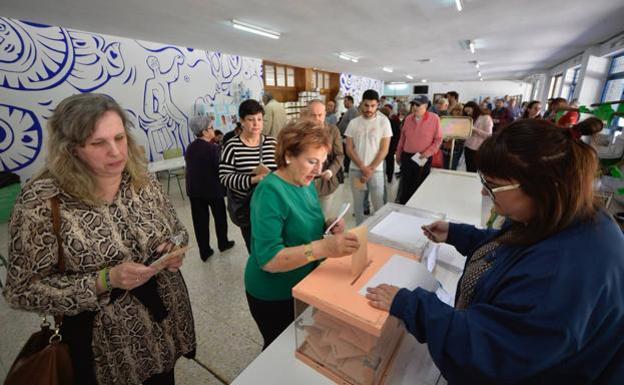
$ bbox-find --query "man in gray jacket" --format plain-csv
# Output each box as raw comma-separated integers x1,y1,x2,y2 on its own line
338,95,359,172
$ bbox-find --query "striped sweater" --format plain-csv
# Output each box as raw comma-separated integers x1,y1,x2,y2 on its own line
219,135,278,199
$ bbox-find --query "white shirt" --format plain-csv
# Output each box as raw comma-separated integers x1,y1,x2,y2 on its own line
345,112,393,171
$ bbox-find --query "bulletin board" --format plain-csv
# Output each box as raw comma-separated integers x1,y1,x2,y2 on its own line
440,116,473,139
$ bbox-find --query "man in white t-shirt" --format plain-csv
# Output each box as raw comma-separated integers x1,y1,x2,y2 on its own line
345,89,392,225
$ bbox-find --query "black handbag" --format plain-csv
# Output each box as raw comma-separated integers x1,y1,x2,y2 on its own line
226,135,265,228
4,196,75,385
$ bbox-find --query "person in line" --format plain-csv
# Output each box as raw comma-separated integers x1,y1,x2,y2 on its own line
491,98,514,133
446,91,460,112
186,116,235,261
345,89,392,224
462,101,493,172
261,92,288,138
338,95,360,173
325,100,339,126
395,95,442,204
522,100,542,119
366,119,624,384
3,93,196,385
220,99,277,252
222,122,243,145
245,120,360,350
431,97,450,116
305,99,344,216
381,104,401,184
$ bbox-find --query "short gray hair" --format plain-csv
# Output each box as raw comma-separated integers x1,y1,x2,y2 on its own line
307,99,324,107
189,116,211,137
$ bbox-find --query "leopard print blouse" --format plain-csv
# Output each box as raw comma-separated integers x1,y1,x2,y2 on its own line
3,172,196,385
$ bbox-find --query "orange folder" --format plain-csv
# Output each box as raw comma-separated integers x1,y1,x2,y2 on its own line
292,242,420,337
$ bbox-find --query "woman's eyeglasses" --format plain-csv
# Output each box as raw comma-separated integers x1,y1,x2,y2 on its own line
478,171,520,200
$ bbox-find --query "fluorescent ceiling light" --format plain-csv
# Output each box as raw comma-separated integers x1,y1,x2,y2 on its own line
405,75,414,80
475,62,480,69
421,79,428,83
382,67,393,73
232,19,280,39
338,53,359,63
469,40,475,54
478,71,482,77
455,0,463,11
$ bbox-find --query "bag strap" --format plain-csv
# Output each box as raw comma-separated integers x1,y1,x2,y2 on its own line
50,196,65,273
259,134,265,165
50,196,65,329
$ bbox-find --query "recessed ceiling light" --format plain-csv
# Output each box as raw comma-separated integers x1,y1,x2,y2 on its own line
455,0,463,11
469,40,476,54
232,19,280,39
382,67,393,73
478,71,482,77
405,75,414,80
421,79,428,83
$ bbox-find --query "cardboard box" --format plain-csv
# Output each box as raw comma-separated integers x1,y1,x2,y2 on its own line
293,242,418,385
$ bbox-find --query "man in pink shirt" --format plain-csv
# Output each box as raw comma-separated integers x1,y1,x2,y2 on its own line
396,95,442,204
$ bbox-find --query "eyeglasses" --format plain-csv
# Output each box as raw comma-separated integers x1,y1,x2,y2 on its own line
478,172,520,201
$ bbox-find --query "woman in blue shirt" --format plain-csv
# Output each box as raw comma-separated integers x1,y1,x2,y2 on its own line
367,119,624,384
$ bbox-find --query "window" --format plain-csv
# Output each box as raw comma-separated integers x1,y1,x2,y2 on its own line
601,53,624,128
567,67,580,101
548,74,563,99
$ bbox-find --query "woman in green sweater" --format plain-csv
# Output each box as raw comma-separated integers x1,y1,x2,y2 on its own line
245,120,360,350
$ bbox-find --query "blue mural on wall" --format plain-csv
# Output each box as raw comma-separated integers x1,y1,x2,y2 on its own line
139,54,189,160
0,16,264,178
0,103,42,172
339,73,385,105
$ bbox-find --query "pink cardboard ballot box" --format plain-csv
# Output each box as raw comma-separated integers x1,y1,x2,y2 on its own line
292,242,420,385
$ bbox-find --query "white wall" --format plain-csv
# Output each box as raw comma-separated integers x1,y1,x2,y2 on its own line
0,16,264,180
383,80,532,103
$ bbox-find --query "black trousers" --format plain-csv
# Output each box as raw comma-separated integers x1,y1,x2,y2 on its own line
246,292,294,351
240,225,252,253
397,152,432,204
442,141,465,170
343,141,351,172
464,147,478,173
143,369,174,385
189,196,229,259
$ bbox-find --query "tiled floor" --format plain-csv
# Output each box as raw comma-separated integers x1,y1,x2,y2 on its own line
0,175,399,384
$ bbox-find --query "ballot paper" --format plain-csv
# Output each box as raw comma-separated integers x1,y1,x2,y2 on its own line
359,254,439,296
349,225,369,278
370,211,432,246
411,152,428,166
425,243,440,272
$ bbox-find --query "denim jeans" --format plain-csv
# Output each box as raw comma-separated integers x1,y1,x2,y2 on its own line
350,169,384,225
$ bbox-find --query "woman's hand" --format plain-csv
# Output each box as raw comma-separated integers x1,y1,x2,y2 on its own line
251,174,266,185
152,241,185,272
321,170,332,181
109,262,158,290
319,232,360,258
325,218,345,234
421,220,449,243
366,284,401,311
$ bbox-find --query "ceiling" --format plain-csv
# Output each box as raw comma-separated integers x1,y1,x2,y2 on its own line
2,0,624,82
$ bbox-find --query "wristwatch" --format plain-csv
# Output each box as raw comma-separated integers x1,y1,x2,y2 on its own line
304,243,316,263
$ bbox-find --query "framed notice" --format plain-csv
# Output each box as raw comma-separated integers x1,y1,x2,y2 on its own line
439,116,473,139
276,65,286,87
264,64,275,86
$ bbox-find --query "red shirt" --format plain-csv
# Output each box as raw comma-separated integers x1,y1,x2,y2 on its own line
396,111,442,159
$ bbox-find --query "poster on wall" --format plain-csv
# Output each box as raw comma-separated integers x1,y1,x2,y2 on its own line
209,104,239,133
